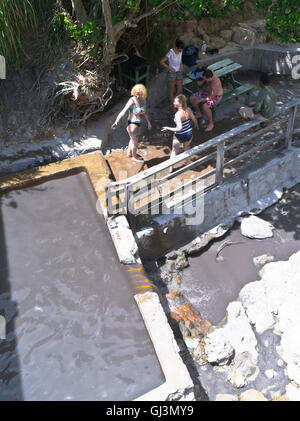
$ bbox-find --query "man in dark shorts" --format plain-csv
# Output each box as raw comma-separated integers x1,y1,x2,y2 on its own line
190,69,223,132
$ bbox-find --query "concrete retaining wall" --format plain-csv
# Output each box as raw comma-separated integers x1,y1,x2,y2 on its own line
181,44,300,76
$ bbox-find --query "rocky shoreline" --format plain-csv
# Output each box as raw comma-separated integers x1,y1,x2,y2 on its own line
182,250,300,401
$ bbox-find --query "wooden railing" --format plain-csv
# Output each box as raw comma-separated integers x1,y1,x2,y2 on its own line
106,99,300,217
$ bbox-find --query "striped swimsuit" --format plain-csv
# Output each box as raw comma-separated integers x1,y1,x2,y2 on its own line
174,117,193,143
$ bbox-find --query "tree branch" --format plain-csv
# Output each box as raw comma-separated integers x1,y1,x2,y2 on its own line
113,0,178,39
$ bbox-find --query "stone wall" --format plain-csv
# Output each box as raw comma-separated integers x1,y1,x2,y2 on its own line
164,2,270,53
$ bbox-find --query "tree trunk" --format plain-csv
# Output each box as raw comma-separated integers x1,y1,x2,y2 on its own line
71,0,87,25
101,0,116,71
100,0,174,74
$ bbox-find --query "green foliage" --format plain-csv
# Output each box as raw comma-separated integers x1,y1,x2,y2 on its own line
173,0,246,20
0,0,37,66
65,17,105,48
143,26,168,67
256,0,300,43
48,12,70,50
123,0,140,11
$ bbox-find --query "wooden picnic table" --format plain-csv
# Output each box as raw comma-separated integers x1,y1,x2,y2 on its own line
183,58,254,107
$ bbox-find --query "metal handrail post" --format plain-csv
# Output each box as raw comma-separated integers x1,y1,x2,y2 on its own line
285,104,298,148
216,140,225,185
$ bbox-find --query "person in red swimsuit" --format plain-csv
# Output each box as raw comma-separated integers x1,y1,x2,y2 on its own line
112,84,151,163
190,69,223,132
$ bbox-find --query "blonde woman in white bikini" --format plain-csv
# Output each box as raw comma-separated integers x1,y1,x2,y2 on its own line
162,94,198,171
112,84,151,163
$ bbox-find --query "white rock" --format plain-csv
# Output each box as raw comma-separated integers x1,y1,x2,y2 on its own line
240,215,274,239
204,302,259,387
136,227,155,239
269,390,283,400
185,337,200,350
205,329,234,365
200,252,300,391
215,393,239,401
253,254,274,267
224,301,258,358
279,326,300,386
265,369,277,379
239,281,275,334
240,389,268,401
285,382,300,401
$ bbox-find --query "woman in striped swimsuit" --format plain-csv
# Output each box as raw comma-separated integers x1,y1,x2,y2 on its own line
111,84,151,163
162,94,198,171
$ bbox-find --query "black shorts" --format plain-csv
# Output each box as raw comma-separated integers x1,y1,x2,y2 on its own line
127,119,141,127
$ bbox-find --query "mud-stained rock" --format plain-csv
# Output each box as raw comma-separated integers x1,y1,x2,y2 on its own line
173,273,182,285
166,291,212,339
166,386,195,401
166,259,177,273
227,352,259,388
166,290,182,299
165,251,178,260
192,341,208,366
175,253,189,270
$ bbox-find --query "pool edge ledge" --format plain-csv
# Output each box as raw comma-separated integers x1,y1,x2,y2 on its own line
134,292,195,401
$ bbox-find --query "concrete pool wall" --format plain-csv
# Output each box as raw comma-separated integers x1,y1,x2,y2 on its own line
0,152,194,401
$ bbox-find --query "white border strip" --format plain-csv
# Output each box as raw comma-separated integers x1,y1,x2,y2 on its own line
134,292,194,401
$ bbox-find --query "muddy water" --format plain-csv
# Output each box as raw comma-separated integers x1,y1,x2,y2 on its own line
177,184,300,325
0,173,163,401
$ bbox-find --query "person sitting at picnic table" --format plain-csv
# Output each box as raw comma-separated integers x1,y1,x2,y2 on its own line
111,83,151,163
161,94,198,172
239,72,276,123
160,39,185,112
190,69,223,132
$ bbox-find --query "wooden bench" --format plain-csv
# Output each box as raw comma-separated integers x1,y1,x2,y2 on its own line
216,83,254,107
183,58,254,110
